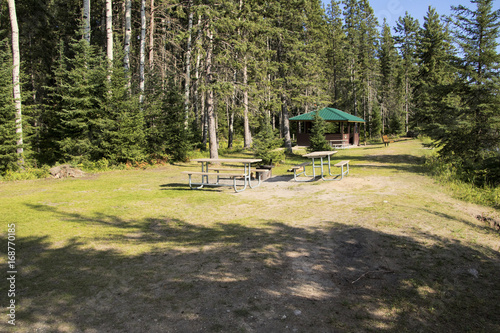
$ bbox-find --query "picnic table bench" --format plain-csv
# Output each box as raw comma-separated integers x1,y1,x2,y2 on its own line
382,135,394,147
333,160,350,180
287,161,311,181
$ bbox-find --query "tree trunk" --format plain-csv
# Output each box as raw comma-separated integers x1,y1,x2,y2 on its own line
281,94,292,153
149,0,155,71
206,27,218,159
139,0,146,103
228,70,237,149
83,0,91,42
124,0,131,89
184,1,193,128
7,0,23,164
194,15,202,128
106,0,113,80
243,57,251,148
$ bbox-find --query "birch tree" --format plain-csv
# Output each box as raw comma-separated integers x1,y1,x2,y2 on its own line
83,0,91,42
184,0,193,128
106,0,113,81
7,0,23,163
124,0,131,90
139,0,146,103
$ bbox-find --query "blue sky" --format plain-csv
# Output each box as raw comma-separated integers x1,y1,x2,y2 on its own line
321,0,464,27
320,0,500,50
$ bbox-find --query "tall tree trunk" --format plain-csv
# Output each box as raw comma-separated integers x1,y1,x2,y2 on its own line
194,15,202,128
243,57,251,148
206,27,218,159
83,0,91,42
281,94,292,153
405,75,409,134
124,0,131,89
148,0,155,71
139,0,146,103
106,0,113,81
7,0,23,164
184,2,193,128
228,69,237,149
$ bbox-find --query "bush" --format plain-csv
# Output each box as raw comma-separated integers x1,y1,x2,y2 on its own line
1,165,50,181
252,115,285,165
309,112,331,152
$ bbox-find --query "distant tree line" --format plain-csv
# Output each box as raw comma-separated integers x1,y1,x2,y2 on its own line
0,0,499,185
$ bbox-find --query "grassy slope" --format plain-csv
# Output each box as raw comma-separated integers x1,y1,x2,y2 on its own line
1,139,499,332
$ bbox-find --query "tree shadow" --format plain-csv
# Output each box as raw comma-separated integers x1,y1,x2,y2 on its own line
6,205,500,332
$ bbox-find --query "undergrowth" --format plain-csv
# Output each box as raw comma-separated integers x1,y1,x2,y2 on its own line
424,155,500,209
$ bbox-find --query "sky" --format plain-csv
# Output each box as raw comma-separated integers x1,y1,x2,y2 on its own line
320,0,500,51
321,0,463,27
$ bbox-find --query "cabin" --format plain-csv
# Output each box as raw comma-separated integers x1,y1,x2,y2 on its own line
289,107,365,148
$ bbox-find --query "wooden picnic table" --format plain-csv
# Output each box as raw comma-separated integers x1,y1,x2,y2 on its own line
301,151,350,181
182,158,263,192
301,151,347,181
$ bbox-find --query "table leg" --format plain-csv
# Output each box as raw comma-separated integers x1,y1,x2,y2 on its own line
248,162,262,188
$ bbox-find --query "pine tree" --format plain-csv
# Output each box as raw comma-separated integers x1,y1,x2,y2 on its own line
394,12,419,134
309,111,331,151
448,0,500,185
0,38,18,174
252,115,284,165
47,39,107,163
357,0,379,140
369,100,382,139
325,1,347,105
379,19,402,134
413,7,456,141
101,41,146,163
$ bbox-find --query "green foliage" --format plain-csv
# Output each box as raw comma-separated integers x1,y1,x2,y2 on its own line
308,112,331,152
252,115,284,165
0,165,50,181
389,110,404,135
101,43,146,163
144,83,191,162
424,154,500,208
0,39,19,174
44,39,107,163
369,101,382,139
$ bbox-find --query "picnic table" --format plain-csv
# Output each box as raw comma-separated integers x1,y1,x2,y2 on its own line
182,158,263,192
290,151,350,181
302,151,337,181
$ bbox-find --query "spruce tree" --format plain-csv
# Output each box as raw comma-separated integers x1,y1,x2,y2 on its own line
326,1,347,105
101,42,146,163
46,39,107,163
448,0,500,184
309,111,331,151
413,7,456,141
252,115,284,165
394,12,419,134
0,38,18,174
379,19,402,134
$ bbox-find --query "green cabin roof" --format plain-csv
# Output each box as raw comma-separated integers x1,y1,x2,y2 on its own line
289,107,365,123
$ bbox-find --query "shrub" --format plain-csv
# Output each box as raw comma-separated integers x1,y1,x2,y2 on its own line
252,115,284,165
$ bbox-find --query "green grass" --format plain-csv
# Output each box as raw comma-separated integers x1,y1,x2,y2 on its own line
1,139,499,332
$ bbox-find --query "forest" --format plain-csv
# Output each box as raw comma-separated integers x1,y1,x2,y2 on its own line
1,0,499,186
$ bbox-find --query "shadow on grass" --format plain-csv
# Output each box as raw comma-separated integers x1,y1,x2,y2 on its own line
6,205,500,332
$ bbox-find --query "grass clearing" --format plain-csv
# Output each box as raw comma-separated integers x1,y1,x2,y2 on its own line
1,139,499,332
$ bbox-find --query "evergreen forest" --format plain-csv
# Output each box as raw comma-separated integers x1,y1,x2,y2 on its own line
1,0,499,186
